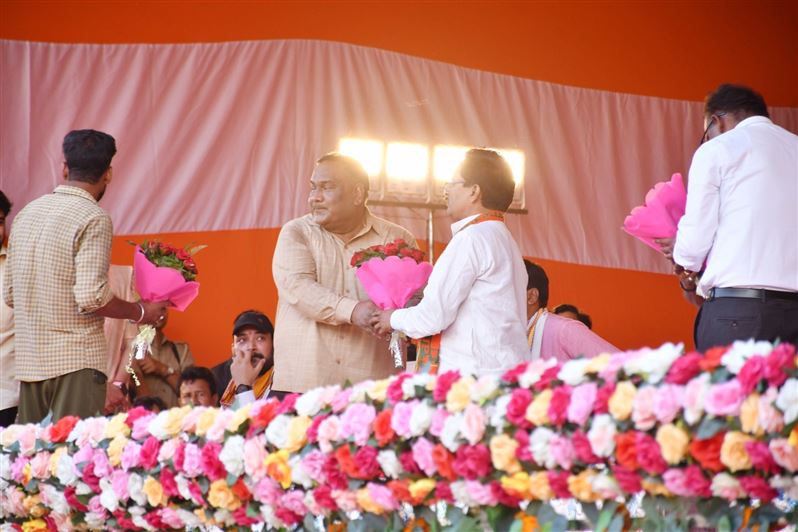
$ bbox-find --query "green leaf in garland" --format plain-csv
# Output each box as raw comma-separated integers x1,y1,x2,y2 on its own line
595,501,618,532
580,502,599,525
710,367,732,383
607,514,625,532
695,416,727,439
247,502,260,519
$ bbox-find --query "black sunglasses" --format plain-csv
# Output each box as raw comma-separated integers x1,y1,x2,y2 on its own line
698,111,727,148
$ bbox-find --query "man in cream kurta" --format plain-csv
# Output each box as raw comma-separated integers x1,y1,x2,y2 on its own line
272,154,416,392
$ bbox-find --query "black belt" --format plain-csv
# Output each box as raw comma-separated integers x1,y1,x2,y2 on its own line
708,287,798,302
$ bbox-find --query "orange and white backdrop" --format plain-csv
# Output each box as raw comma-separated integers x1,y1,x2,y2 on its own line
1,1,796,367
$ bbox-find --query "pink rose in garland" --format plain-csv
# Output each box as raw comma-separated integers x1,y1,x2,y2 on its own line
352,239,432,368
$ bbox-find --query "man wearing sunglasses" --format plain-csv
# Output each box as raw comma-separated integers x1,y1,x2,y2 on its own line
661,84,798,350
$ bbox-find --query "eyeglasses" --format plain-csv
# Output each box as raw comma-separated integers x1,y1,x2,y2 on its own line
698,111,726,147
443,180,468,190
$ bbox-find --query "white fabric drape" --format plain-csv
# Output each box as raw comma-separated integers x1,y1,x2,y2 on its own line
2,39,795,273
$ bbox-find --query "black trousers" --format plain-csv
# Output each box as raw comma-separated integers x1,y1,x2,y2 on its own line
695,296,798,351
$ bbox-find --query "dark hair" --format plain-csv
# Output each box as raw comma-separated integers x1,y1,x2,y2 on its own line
460,148,516,212
62,129,117,183
132,395,167,412
577,312,593,330
0,191,11,216
705,84,769,119
178,366,217,397
524,259,549,307
553,303,580,316
316,152,370,194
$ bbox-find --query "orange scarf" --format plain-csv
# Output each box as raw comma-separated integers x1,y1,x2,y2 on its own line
527,308,546,347
413,212,505,374
220,366,274,407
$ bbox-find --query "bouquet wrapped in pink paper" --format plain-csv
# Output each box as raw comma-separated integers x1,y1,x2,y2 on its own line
127,240,204,384
352,239,433,367
623,172,687,251
133,242,201,312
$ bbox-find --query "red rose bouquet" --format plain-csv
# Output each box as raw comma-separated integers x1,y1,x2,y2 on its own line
126,240,205,384
351,239,432,368
350,239,426,268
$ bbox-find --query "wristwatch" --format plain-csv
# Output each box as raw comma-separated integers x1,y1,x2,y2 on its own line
235,384,253,394
164,366,176,377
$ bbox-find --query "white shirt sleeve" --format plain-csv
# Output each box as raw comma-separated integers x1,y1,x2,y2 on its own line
230,389,256,409
390,231,480,338
674,143,724,272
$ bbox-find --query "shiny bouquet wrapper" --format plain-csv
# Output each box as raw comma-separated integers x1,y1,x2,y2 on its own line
356,256,433,368
622,172,687,251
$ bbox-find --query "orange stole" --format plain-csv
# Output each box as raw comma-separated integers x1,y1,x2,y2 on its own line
413,212,505,374
220,366,274,407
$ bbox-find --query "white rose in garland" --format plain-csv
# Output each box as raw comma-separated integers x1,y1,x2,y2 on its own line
295,387,325,417
721,339,772,374
529,427,556,469
377,449,403,479
265,414,292,449
624,342,682,383
219,434,246,477
775,378,798,424
587,414,617,457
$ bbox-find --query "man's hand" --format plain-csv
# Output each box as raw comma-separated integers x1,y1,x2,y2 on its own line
351,300,378,330
655,238,676,261
140,301,169,325
370,309,395,338
230,348,265,387
137,353,166,376
104,381,130,414
673,263,699,292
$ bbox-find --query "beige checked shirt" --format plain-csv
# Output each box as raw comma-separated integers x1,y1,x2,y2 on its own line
0,247,17,409
3,186,114,381
272,212,416,392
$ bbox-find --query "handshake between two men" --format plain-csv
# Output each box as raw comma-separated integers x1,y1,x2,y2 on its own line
350,300,402,340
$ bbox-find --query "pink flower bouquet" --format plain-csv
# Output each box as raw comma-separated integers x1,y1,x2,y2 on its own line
127,241,204,383
623,172,686,251
133,242,201,312
352,239,433,367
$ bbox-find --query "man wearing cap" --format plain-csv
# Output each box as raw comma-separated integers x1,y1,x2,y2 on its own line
212,309,285,406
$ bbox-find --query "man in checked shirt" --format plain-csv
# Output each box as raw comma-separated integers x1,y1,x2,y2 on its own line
3,129,167,423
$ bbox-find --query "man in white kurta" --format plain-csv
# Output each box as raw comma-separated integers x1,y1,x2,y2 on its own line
372,149,528,377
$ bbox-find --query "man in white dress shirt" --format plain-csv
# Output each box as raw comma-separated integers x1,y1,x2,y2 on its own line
665,84,798,350
372,149,528,377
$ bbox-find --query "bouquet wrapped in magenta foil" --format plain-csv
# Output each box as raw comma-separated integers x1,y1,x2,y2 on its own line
352,239,432,368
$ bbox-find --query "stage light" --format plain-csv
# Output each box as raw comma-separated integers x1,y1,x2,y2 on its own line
496,148,525,185
338,138,384,177
385,142,428,182
432,145,470,183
